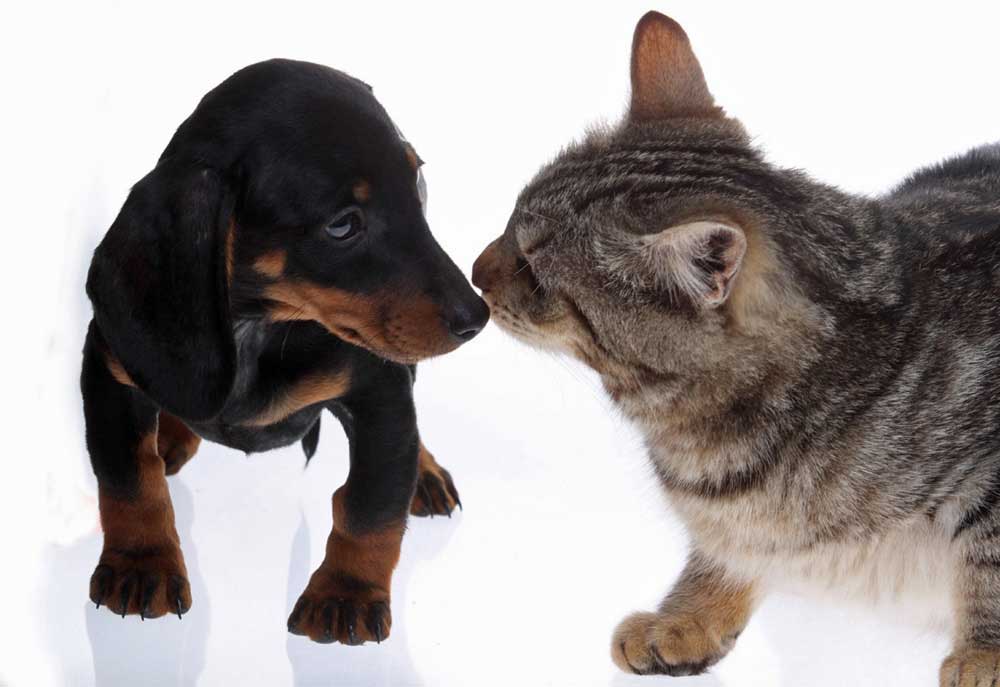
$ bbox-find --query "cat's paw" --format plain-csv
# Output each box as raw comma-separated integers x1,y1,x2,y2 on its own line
611,610,737,676
940,647,1000,687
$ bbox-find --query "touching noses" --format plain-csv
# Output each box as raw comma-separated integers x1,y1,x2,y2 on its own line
446,296,490,342
472,237,505,293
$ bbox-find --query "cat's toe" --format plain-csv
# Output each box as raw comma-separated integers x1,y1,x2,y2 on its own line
611,610,733,676
940,647,1000,687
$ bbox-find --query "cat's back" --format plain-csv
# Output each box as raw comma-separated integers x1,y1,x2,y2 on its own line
884,142,1000,229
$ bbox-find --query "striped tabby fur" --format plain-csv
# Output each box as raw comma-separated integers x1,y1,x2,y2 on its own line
472,12,1000,685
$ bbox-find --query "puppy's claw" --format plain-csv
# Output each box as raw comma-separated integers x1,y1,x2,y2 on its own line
342,604,359,645
441,469,461,511
368,602,389,644
139,574,159,621
418,483,435,518
320,601,338,644
119,574,136,618
166,574,189,619
287,598,309,635
90,565,113,610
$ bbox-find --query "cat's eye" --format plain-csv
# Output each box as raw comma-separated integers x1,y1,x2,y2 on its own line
325,207,365,241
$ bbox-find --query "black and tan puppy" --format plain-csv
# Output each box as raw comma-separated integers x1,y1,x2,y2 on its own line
81,59,488,645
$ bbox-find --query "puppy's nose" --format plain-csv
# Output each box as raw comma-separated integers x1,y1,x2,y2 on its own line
447,296,490,342
472,238,503,292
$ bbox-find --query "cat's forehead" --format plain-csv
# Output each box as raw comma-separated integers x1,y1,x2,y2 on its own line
511,120,755,249
510,136,616,246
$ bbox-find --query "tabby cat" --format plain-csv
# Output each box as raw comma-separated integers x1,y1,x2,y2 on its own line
472,11,1000,685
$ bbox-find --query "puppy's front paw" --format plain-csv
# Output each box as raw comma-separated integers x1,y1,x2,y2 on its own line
940,647,1000,687
611,611,737,676
89,545,191,619
288,571,391,645
410,448,460,517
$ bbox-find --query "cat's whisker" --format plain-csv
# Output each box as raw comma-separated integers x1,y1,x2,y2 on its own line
516,206,567,228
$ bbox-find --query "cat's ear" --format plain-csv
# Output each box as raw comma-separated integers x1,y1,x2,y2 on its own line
646,220,746,307
629,12,721,121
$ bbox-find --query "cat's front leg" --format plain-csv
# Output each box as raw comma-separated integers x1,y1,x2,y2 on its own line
941,538,1000,686
612,553,756,676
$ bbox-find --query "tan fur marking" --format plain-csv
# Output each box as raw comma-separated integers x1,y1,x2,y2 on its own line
404,144,420,171
244,369,352,427
288,486,405,643
98,433,173,545
263,280,456,363
253,250,286,278
417,442,436,471
225,221,236,285
92,430,191,617
410,442,460,516
105,353,136,388
353,179,371,203
329,486,405,584
157,411,201,475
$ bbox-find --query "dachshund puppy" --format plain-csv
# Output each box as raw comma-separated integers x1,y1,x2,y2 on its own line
82,59,489,645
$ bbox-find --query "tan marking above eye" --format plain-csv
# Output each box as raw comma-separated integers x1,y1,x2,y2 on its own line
404,144,422,171
352,179,371,203
253,250,287,278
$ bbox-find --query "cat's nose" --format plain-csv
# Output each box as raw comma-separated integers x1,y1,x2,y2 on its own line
472,238,503,292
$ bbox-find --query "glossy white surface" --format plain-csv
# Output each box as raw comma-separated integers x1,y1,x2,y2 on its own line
5,2,999,685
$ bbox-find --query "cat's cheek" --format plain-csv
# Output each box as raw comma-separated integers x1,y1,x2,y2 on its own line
492,310,574,354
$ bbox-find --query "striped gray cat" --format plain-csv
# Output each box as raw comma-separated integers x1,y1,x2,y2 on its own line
472,11,1000,685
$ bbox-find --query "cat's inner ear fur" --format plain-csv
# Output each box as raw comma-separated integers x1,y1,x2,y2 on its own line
645,220,747,307
629,11,722,121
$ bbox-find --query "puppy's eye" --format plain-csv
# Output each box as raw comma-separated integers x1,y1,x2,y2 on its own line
416,167,428,212
325,207,364,241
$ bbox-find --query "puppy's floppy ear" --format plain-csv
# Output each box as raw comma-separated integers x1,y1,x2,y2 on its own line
86,160,237,421
644,220,746,308
628,11,721,121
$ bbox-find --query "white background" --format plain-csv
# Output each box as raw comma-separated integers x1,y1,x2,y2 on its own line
3,1,999,685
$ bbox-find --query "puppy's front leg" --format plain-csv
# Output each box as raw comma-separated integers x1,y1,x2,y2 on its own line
287,363,418,645
82,323,191,619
